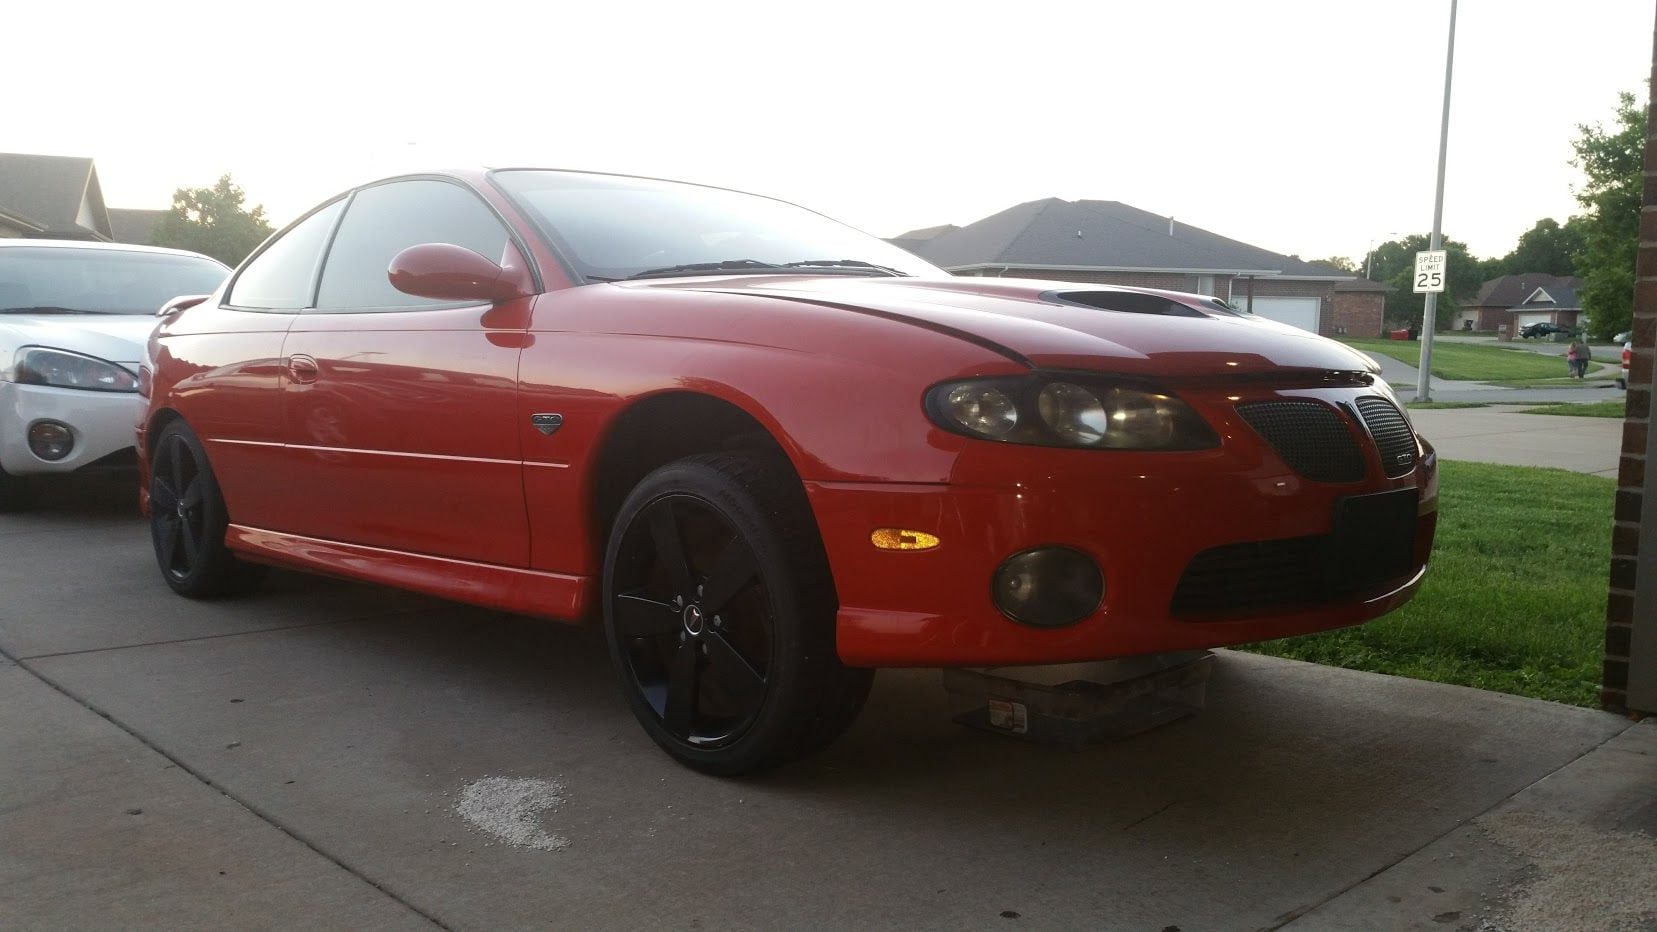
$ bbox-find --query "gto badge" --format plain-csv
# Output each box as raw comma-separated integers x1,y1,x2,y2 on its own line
530,413,564,436
1396,452,1414,466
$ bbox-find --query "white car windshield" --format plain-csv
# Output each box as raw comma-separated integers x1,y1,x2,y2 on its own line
492,170,942,282
0,247,228,315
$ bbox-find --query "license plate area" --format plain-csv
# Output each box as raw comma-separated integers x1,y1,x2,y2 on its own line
1328,488,1420,593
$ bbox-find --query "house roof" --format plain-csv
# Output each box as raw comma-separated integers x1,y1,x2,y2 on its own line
1470,273,1583,310
108,207,167,246
0,152,111,240
1334,277,1392,293
901,198,1349,279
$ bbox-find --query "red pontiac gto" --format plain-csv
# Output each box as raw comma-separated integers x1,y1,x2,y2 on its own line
140,169,1437,774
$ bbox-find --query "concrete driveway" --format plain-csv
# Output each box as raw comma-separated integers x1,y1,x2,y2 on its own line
2,481,1652,931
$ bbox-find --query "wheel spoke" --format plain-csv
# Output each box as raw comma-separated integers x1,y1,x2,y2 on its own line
168,437,189,494
663,639,700,738
179,514,200,569
151,476,179,511
700,536,758,616
647,502,694,597
613,591,680,638
155,515,180,569
703,631,766,711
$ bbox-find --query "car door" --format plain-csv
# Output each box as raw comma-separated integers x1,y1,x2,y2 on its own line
277,178,533,566
168,198,346,531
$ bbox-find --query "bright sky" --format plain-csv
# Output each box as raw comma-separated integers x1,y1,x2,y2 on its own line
10,0,1653,264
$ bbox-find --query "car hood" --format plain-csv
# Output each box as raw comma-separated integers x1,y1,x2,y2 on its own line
633,275,1380,380
0,313,155,365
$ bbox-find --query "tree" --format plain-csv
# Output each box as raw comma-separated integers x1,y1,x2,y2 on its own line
1364,234,1485,330
1312,256,1358,274
151,174,274,267
1488,217,1586,279
1570,92,1645,340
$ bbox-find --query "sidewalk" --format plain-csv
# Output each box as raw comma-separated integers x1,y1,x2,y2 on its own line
1407,406,1626,477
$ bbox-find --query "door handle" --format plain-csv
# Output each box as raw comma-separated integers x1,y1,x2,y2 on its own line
286,354,319,384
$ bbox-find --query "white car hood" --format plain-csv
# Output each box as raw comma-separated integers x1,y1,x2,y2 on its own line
0,313,156,368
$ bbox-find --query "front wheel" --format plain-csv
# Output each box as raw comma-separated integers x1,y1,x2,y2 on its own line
602,452,872,776
149,420,267,598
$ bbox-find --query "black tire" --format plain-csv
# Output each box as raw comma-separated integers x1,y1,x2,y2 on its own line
149,420,267,598
0,464,23,512
602,452,873,776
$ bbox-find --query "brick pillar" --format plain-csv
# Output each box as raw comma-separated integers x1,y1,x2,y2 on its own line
1605,17,1657,715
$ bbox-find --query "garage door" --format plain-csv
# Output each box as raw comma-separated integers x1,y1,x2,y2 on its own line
1237,296,1321,333
1514,312,1552,328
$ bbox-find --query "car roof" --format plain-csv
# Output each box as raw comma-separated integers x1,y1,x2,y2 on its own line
0,237,226,266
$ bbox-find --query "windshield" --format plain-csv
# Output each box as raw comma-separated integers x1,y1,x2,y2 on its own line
0,246,228,314
491,170,942,282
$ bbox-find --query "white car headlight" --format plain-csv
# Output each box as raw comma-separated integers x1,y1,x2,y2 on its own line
13,347,139,392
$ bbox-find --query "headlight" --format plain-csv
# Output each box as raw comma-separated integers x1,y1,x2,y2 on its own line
12,347,139,392
926,375,1217,450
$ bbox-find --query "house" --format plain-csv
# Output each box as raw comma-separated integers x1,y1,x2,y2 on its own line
0,153,166,246
1456,273,1583,338
0,153,113,241
108,207,167,246
891,198,1370,336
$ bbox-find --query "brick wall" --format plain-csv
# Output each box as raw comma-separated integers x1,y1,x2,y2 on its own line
1604,30,1657,716
1331,292,1385,337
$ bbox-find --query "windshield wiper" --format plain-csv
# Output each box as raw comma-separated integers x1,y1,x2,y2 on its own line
783,259,907,277
0,306,99,314
626,259,786,280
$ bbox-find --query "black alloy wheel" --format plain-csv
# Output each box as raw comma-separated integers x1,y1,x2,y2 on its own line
603,452,872,775
149,420,265,598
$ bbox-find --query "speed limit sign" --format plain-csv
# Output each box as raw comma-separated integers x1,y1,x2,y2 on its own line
1414,250,1447,293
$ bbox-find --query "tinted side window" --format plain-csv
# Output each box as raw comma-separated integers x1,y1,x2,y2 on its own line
316,180,510,310
227,199,344,309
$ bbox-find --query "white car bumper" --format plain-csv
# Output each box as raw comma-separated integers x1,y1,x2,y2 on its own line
0,379,144,476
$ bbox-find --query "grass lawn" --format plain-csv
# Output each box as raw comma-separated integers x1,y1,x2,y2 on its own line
1522,399,1628,418
1238,460,1612,707
1342,337,1566,381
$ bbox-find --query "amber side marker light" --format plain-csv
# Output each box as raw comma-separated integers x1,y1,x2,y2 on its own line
870,528,941,551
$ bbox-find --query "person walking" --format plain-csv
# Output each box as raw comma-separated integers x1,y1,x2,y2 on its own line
1565,337,1591,378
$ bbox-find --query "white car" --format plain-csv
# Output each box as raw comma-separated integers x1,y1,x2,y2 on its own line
1,239,228,508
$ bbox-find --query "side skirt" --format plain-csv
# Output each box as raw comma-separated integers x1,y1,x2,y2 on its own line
224,524,592,622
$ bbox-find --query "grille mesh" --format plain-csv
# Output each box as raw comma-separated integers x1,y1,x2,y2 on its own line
1170,536,1327,617
1355,397,1417,477
1237,401,1365,483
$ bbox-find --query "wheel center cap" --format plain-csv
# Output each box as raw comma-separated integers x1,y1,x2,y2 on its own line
176,502,188,518
682,603,705,636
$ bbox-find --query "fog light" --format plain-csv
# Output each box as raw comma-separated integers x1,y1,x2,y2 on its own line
992,547,1103,627
28,421,74,461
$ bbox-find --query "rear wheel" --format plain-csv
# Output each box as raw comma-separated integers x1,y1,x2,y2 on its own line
602,452,872,775
149,420,266,598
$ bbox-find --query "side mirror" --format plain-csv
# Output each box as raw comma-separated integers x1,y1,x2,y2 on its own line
156,294,211,317
388,243,530,303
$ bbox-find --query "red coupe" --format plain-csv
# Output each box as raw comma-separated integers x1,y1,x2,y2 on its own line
140,169,1437,773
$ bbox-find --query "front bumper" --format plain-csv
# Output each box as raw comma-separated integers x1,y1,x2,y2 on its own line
0,380,143,477
810,384,1438,667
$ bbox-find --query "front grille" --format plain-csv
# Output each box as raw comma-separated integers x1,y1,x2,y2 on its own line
1170,536,1327,616
1171,488,1420,618
1236,401,1365,483
1355,397,1417,477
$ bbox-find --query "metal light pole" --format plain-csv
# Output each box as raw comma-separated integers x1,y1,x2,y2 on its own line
1417,0,1458,402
